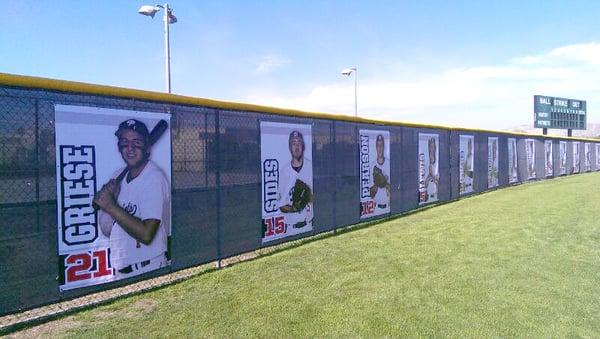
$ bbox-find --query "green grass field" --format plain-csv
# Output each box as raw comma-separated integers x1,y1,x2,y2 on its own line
12,173,600,337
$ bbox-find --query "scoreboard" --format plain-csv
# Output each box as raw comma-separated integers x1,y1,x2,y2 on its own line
534,95,586,130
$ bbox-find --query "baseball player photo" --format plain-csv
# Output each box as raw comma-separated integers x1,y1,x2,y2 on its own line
572,141,580,174
487,137,499,188
418,133,439,205
596,144,600,171
359,130,391,219
544,140,553,177
260,121,313,243
559,141,567,175
459,135,474,194
584,143,591,172
508,138,518,183
54,105,171,291
525,139,536,180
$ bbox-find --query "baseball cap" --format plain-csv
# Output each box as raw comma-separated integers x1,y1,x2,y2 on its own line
289,130,304,143
115,119,150,138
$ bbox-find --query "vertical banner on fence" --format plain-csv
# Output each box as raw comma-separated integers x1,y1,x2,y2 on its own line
358,130,391,218
508,138,518,183
584,143,592,171
459,135,474,194
526,139,536,180
596,144,600,171
54,105,172,291
573,141,580,173
260,121,313,243
487,137,499,188
559,141,567,175
544,140,553,177
418,133,439,204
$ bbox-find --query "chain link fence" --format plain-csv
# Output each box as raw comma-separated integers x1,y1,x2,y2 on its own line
1,80,599,330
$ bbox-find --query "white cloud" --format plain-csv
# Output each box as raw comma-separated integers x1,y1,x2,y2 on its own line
254,53,290,74
244,42,600,129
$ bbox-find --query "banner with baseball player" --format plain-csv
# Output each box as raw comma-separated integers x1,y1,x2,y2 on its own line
418,133,439,205
572,141,580,174
459,135,474,194
544,140,553,177
596,144,600,171
559,141,567,175
260,121,313,243
487,137,499,188
525,139,536,180
508,138,518,183
584,143,592,172
359,130,391,219
54,105,172,291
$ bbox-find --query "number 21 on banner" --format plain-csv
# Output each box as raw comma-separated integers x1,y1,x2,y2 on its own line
263,216,286,237
64,250,113,283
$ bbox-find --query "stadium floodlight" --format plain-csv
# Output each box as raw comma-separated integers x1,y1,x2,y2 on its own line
138,5,161,17
138,4,177,93
341,67,358,117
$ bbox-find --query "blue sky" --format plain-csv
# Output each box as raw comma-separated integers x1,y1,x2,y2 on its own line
3,1,600,129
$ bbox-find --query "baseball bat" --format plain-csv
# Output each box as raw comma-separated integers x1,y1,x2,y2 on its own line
93,119,169,210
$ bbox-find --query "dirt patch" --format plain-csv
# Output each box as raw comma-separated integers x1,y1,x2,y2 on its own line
122,298,157,319
5,316,82,338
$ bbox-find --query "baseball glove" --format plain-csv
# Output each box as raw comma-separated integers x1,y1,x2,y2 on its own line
292,179,311,211
373,166,388,188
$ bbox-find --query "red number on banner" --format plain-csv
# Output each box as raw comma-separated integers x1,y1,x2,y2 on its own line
264,218,275,237
274,216,285,234
264,216,286,237
66,253,92,282
65,250,113,282
361,201,374,215
92,250,112,278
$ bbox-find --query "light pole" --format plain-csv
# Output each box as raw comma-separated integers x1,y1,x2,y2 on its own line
341,67,357,117
138,4,178,93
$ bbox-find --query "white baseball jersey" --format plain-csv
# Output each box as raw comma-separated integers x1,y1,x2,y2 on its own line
510,165,518,181
461,153,474,190
426,161,439,197
109,161,170,270
370,158,390,208
278,158,313,228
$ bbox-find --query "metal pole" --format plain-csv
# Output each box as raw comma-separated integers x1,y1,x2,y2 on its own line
215,111,222,269
164,3,171,93
354,68,357,117
35,100,40,232
332,121,337,233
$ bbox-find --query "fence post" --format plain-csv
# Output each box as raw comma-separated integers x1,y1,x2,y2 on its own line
332,121,337,233
35,99,41,232
204,111,208,187
215,110,222,269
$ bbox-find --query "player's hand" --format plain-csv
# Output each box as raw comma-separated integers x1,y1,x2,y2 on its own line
104,179,121,198
93,184,117,211
369,185,378,198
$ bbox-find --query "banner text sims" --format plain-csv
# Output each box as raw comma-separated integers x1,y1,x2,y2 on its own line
261,122,314,243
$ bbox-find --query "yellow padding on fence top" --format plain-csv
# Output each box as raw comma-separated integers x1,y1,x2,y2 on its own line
0,72,597,142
